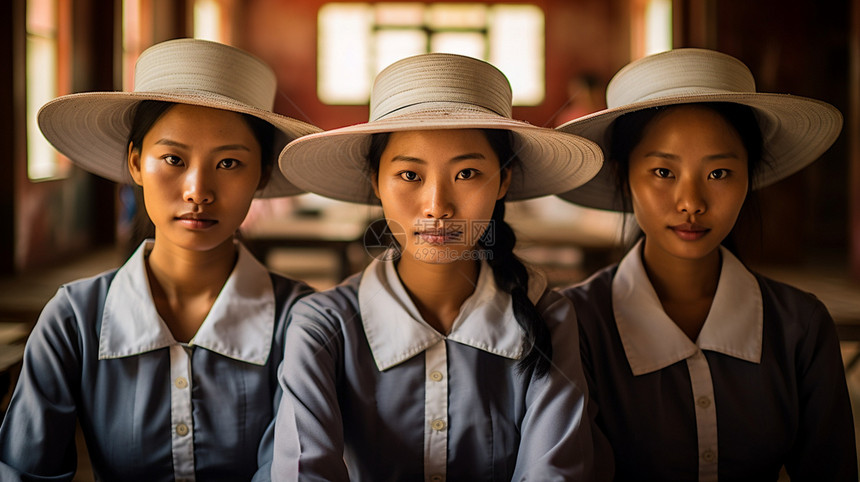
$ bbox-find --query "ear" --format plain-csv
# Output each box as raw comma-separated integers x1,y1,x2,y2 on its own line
497,166,512,200
127,143,144,187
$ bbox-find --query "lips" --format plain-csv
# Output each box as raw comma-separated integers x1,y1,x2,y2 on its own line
176,213,218,230
670,222,709,241
415,228,463,245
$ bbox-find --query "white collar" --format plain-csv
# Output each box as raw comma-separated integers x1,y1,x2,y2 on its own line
358,255,547,371
612,239,762,376
99,240,276,365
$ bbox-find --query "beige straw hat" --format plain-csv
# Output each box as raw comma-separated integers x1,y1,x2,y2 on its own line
279,53,603,204
38,38,321,198
556,48,843,211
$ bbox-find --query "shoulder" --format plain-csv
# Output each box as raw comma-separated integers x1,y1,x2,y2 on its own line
28,269,119,355
289,273,362,329
558,265,617,305
269,272,315,308
557,265,618,325
283,274,363,355
43,269,119,325
752,272,835,337
753,273,828,314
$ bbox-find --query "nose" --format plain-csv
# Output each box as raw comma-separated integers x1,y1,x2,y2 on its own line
676,177,706,215
183,166,214,205
422,179,453,219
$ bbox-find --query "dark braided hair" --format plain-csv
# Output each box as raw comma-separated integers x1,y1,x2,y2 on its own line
367,129,552,378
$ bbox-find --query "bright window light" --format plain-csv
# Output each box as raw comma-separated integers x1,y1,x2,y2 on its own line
318,3,373,104
194,0,222,42
318,2,545,106
644,0,672,56
374,29,427,74
375,2,423,25
489,5,544,105
26,0,67,181
429,32,484,58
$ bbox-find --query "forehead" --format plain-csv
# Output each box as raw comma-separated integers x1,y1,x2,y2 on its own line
149,104,253,135
383,129,496,157
635,105,746,152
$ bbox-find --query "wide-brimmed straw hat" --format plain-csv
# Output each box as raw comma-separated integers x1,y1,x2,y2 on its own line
556,48,843,211
38,38,321,198
279,53,603,204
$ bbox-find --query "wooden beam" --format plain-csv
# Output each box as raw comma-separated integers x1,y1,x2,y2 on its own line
851,0,860,280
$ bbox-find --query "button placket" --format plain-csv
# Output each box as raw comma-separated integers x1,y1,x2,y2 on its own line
686,350,718,482
169,344,196,481
424,341,448,482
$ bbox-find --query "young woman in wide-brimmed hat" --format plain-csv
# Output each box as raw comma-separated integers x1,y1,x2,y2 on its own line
272,52,604,480
557,48,856,481
0,38,319,481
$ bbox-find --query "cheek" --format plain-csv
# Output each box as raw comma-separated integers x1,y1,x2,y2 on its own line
378,200,411,242
721,186,749,223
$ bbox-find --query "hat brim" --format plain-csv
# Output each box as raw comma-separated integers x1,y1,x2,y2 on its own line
279,104,603,205
555,93,843,211
38,91,321,198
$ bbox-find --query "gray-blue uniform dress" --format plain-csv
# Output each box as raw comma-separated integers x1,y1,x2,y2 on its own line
0,241,313,482
563,240,857,481
272,256,595,481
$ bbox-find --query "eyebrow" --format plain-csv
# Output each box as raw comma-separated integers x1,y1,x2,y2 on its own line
154,139,252,152
390,153,488,164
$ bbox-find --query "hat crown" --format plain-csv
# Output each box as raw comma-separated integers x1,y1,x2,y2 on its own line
133,38,277,111
606,48,756,108
369,53,513,121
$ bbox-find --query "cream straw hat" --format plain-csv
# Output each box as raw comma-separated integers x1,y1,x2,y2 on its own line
556,48,843,211
279,53,603,204
38,38,321,198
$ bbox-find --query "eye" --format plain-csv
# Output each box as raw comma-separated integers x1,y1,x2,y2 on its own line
218,158,241,170
456,169,478,180
709,169,729,180
399,171,420,182
652,168,673,179
163,155,183,167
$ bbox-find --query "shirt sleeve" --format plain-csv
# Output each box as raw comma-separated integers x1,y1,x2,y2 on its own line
784,298,858,480
0,287,82,481
511,290,596,481
271,296,350,481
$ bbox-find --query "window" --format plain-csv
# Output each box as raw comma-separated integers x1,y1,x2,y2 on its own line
630,0,672,60
26,0,70,181
318,3,545,106
194,0,234,44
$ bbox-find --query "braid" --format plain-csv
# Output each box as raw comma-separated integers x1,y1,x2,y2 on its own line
480,130,553,379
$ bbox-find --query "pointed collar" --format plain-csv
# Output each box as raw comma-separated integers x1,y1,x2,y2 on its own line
99,240,276,365
612,239,762,376
358,255,546,371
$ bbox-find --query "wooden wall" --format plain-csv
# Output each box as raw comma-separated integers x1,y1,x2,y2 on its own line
236,0,629,131
2,0,856,277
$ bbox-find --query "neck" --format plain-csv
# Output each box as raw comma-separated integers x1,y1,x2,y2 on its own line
640,239,721,340
145,235,238,342
396,255,480,335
